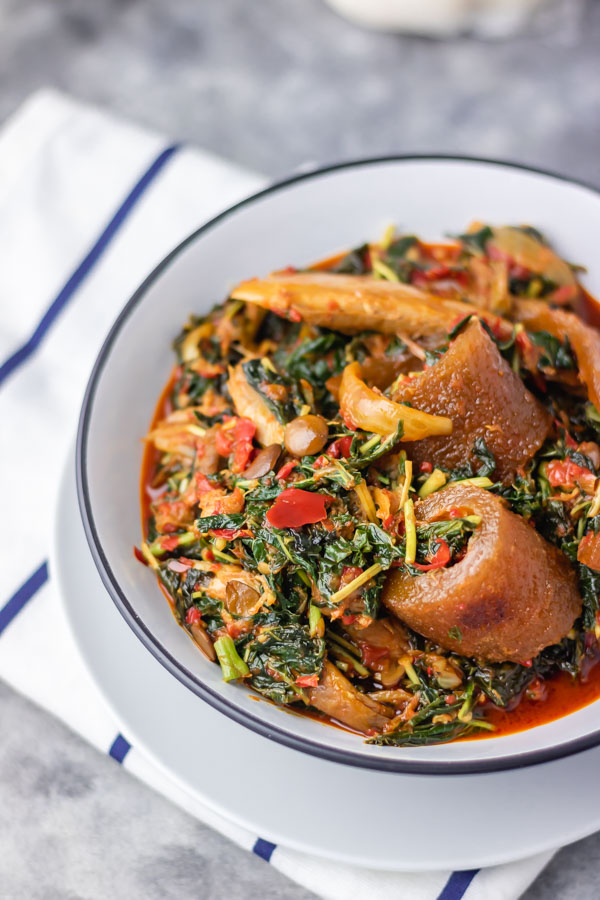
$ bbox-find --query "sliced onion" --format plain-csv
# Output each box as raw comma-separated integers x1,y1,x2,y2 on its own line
339,362,452,441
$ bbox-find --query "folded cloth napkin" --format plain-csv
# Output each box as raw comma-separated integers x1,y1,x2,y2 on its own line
0,88,553,900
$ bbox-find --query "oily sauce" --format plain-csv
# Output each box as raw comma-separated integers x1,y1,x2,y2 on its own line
140,296,600,743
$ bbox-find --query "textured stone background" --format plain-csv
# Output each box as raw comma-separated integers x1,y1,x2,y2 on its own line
2,0,600,897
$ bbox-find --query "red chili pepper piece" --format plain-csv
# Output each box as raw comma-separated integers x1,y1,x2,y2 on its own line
412,539,451,571
546,459,595,489
231,418,256,473
195,472,213,493
341,565,363,581
266,488,328,529
133,546,148,566
215,428,234,457
420,461,433,473
295,674,319,687
215,418,257,473
565,432,578,449
358,641,389,668
550,284,578,304
185,607,202,625
160,535,180,551
327,436,353,459
341,613,358,625
276,460,298,481
510,264,531,281
210,528,252,540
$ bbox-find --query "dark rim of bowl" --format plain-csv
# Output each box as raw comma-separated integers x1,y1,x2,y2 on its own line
77,153,600,775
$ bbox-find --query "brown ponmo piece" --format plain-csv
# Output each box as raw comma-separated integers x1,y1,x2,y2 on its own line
382,483,581,663
230,272,483,346
391,319,551,481
306,660,393,733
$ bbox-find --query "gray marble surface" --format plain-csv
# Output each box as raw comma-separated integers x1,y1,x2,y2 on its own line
2,0,600,897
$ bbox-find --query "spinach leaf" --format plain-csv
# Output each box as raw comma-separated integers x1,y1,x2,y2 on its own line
457,225,493,254
530,331,575,370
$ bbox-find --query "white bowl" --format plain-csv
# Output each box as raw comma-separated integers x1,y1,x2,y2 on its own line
77,155,600,774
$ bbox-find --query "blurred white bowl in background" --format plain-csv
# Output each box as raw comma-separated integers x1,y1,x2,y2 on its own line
324,0,544,37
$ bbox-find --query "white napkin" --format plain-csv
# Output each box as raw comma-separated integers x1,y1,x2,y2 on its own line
0,88,554,900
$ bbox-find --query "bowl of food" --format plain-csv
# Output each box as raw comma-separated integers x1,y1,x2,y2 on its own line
77,155,600,773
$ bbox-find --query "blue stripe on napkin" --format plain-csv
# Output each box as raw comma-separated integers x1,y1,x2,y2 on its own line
0,143,180,388
0,561,48,635
436,869,480,900
252,838,277,862
108,733,132,764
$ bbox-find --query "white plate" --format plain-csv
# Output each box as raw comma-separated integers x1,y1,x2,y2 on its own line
54,452,600,871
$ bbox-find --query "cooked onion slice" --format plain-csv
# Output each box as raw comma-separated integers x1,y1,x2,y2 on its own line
339,362,452,441
382,484,581,663
227,363,284,447
491,226,577,290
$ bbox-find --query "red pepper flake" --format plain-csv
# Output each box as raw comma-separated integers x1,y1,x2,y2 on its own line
313,455,329,469
341,565,363,582
133,546,148,566
195,472,213,493
341,613,358,625
550,284,578,305
288,308,302,323
420,461,433,474
327,436,353,459
358,641,389,668
565,432,578,450
185,607,202,625
266,488,329,529
210,528,253,540
276,460,298,481
295,673,319,687
448,507,462,519
412,539,451,571
515,329,536,357
510,264,531,281
160,535,181,552
520,659,533,668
